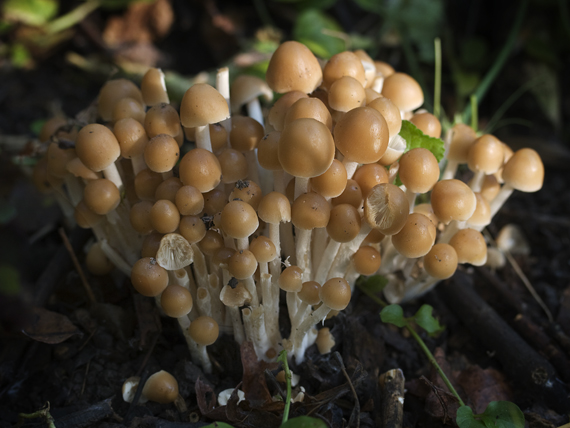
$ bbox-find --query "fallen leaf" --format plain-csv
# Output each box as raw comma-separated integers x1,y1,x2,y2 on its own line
240,341,277,407
22,307,81,344
456,365,513,414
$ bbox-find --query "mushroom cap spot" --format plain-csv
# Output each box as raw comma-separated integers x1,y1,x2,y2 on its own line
180,83,230,128
156,233,194,270
320,277,351,310
76,123,121,172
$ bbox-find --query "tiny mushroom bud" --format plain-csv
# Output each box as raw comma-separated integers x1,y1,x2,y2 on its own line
141,370,179,404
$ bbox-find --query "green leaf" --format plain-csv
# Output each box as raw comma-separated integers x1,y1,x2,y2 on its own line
10,43,33,68
380,304,408,328
2,0,58,26
413,304,444,335
201,423,237,428
0,265,20,295
456,402,525,428
353,0,386,14
398,120,445,162
293,9,345,59
457,406,487,428
360,275,388,293
280,416,328,428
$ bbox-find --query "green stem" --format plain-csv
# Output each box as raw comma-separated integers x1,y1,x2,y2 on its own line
470,94,478,132
434,38,442,119
18,403,56,428
252,0,274,28
398,25,432,110
406,327,466,407
44,0,101,35
357,283,387,308
277,350,292,424
462,0,529,124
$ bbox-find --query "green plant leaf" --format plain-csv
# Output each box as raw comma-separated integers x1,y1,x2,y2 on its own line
398,120,445,162
380,304,408,327
457,406,487,428
413,304,444,335
280,416,328,428
360,275,388,293
2,0,58,26
456,402,525,428
293,9,345,59
201,422,237,428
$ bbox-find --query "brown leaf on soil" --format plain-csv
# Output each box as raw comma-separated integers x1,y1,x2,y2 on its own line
240,341,277,407
424,348,461,421
456,365,513,414
22,307,81,344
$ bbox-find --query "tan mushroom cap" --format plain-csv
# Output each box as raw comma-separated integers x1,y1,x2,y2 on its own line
424,243,458,279
178,148,222,192
66,157,100,181
230,115,264,152
283,97,333,132
203,188,227,215
322,51,366,89
413,203,439,226
365,88,382,104
447,123,477,163
266,41,323,94
155,177,182,202
381,72,424,112
363,183,409,235
83,178,120,215
332,179,363,208
316,327,336,354
399,148,440,194
212,246,236,267
257,132,282,171
310,159,347,199
391,212,436,258
291,192,331,230
74,200,104,229
299,281,321,305
144,103,181,139
328,76,366,113
114,117,149,159
501,148,544,192
47,142,76,178
218,148,248,184
188,316,219,346
39,116,68,143
76,124,121,172
431,179,477,224
410,112,441,138
228,180,263,211
228,250,258,279
131,257,169,297
209,123,228,153
327,204,361,243
180,83,230,128
112,97,145,124
367,96,402,138
97,78,143,122
353,163,389,198
467,193,491,228
268,91,308,131
220,281,252,307
141,232,164,258
86,241,115,276
142,371,179,404
161,284,193,318
220,200,259,239
141,68,169,106
480,175,501,201
449,228,487,266
374,61,395,78
279,266,303,292
468,134,505,175
130,200,154,234
278,118,335,178
320,278,351,311
333,106,389,163
134,168,162,201
198,230,224,256
156,232,193,270
144,134,179,174
150,199,180,234
257,191,291,224
353,246,382,275
179,215,206,244
230,74,273,113
362,228,385,245
249,236,277,263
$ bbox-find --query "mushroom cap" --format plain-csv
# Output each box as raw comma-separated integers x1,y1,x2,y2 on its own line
150,199,180,234
279,266,303,292
378,134,406,166
161,284,193,318
228,250,258,279
97,79,143,122
218,148,248,184
66,157,100,181
352,163,389,198
374,61,395,78
220,200,259,239
257,132,282,171
353,246,382,275
398,148,440,194
131,257,169,297
320,277,351,311
249,236,277,263
141,232,164,258
447,123,477,163
367,96,402,138
198,230,224,256
188,316,219,345
220,281,252,307
310,159,348,199
363,183,409,235
142,370,179,404
83,178,121,215
381,73,424,112
328,76,366,113
413,203,439,226
327,204,361,243
178,148,222,192
430,179,477,224
266,41,323,94
332,179,363,209
291,192,331,230
278,118,335,178
501,148,544,192
85,242,114,276
179,215,207,244
230,115,264,152
76,124,121,172
180,83,230,128
299,281,322,306
391,212,437,258
230,74,273,112
424,243,458,279
134,168,162,201
316,327,335,355
144,103,181,139
333,106,389,164
480,175,501,202
144,134,180,174
467,134,505,175
47,142,76,178
156,233,193,270
449,228,487,266
283,97,333,132
257,192,291,224
268,91,308,131
114,117,149,159
467,193,491,228
209,123,228,153
228,180,263,211
410,112,441,138
203,188,227,215
155,177,182,202
322,51,366,89
74,200,104,229
130,200,154,234
141,68,169,106
39,116,69,143
112,97,145,124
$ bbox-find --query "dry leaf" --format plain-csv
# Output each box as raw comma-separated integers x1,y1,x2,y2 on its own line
22,307,81,344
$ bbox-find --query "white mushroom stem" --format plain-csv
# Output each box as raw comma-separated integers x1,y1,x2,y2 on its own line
441,159,459,180
131,154,146,176
291,301,312,330
63,175,83,206
242,306,271,361
246,99,264,127
207,273,225,325
196,343,213,374
260,270,279,347
196,287,212,317
243,276,259,306
342,159,359,180
437,220,467,244
286,291,299,324
314,239,342,284
312,227,328,270
216,67,232,139
294,177,309,200
102,162,124,192
179,318,204,368
236,237,249,251
372,76,384,93
293,327,318,365
293,304,330,350
190,243,209,287
295,228,313,282
100,239,132,276
281,222,296,264
470,171,485,193
195,125,213,152
327,223,371,279
489,184,515,218
227,306,245,344
268,223,281,277
404,187,417,213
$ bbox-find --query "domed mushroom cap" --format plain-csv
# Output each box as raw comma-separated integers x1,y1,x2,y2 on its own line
249,236,277,263
310,159,348,199
320,278,351,311
179,215,206,244
257,132,282,171
144,103,181,139
230,74,273,113
391,213,436,258
278,118,335,178
430,179,477,224
161,284,193,318
447,123,478,163
156,233,194,270
114,117,149,159
327,204,361,243
299,281,321,305
47,142,76,178
134,168,162,201
220,200,259,239
449,228,487,266
76,124,121,172
178,148,222,192
332,179,362,208
424,243,458,279
142,371,179,404
283,97,333,132
291,192,331,230
502,148,544,192
112,97,145,124
228,250,258,279
258,191,291,224
180,83,230,128
83,178,120,215
353,246,382,275
131,257,169,297
97,78,143,122
144,134,180,174
188,316,219,346
410,112,441,138
66,157,100,181
398,148,440,194
230,115,264,152
333,107,389,164
218,148,248,184
175,185,204,216
74,200,104,229
364,183,409,235
467,134,505,175
141,68,169,106
381,72,424,112
367,96,402,138
353,163,389,198
130,200,154,234
150,200,180,234
268,91,308,132
467,193,491,229
322,51,366,89
266,41,323,94
279,266,303,292
328,76,366,113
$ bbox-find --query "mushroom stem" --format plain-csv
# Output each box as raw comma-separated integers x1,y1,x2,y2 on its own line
342,159,359,180
100,239,132,276
470,171,485,193
195,125,213,152
327,223,371,279
102,162,124,192
242,306,271,360
244,151,261,184
246,99,264,127
196,344,213,374
314,239,342,284
227,305,245,343
281,222,296,264
294,177,309,200
295,228,313,282
404,187,417,213
196,287,212,317
190,243,209,287
131,154,147,176
489,184,515,218
208,273,225,325
293,304,330,361
286,290,299,323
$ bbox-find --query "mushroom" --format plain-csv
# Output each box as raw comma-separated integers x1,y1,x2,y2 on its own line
155,233,194,271
178,148,222,193
398,147,440,210
144,134,180,179
131,257,169,297
122,370,179,405
230,74,273,126
97,79,143,122
467,134,505,192
187,315,219,373
114,117,149,175
141,68,170,106
381,72,424,116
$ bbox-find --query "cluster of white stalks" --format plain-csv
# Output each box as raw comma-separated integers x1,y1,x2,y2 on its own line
32,40,544,373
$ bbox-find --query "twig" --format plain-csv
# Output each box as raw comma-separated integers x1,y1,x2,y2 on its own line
334,352,360,428
18,402,56,428
58,227,96,304
378,369,405,428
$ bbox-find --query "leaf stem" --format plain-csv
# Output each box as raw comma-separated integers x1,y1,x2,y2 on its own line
470,94,478,132
44,0,101,35
277,350,292,424
434,38,442,119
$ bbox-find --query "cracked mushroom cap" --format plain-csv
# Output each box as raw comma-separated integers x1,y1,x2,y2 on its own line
76,124,121,172
180,83,230,128
381,73,424,112
258,191,291,224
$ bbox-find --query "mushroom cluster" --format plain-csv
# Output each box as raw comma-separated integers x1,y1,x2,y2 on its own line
33,41,544,370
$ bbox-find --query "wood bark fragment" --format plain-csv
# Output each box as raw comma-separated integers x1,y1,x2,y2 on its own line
378,368,405,428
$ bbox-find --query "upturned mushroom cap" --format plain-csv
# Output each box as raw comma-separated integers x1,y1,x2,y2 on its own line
322,51,366,89
142,370,179,404
423,243,458,279
141,68,169,106
430,179,477,224
178,148,222,192
180,83,230,128
83,178,120,215
391,212,436,258
278,118,335,178
320,278,351,311
220,200,259,239
266,41,323,94
76,124,121,172
364,183,409,235
114,117,149,159
144,134,179,174
328,76,366,113
268,91,308,131
398,148,440,194
144,103,181,139
283,97,333,132
410,112,441,138
333,107,389,164
156,233,193,270
327,204,361,243
230,74,273,113
449,228,487,266
501,148,544,192
97,79,143,122
353,246,382,275
131,257,169,297
467,134,505,175
258,192,291,224
161,284,193,318
367,97,402,138
310,159,348,199
279,266,303,292
381,73,424,112
188,316,219,346
291,192,331,230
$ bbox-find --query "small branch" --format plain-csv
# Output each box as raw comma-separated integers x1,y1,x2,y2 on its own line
58,227,96,304
378,369,405,428
334,352,360,428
